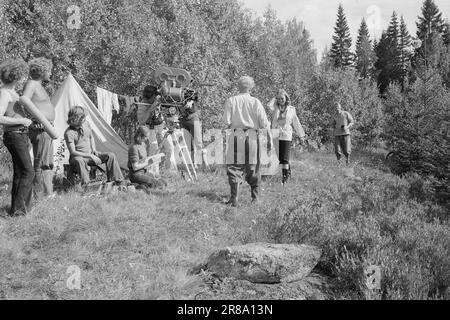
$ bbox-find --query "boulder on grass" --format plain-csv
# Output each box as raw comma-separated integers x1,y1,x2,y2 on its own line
203,243,322,284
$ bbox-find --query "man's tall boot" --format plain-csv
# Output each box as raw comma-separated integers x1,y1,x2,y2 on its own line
227,183,239,207
251,185,259,203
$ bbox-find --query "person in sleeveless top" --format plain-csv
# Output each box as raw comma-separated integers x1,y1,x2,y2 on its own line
0,59,34,216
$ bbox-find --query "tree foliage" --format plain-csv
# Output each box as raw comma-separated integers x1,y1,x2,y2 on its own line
384,70,450,206
329,4,353,70
355,19,375,79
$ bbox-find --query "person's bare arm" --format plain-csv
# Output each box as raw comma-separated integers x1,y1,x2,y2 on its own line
18,81,37,113
0,92,32,126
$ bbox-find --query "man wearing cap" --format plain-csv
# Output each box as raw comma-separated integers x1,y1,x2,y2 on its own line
223,76,273,207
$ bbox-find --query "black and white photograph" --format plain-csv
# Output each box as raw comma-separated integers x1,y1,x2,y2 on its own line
0,0,448,306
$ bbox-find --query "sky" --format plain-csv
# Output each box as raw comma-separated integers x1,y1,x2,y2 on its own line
241,0,450,59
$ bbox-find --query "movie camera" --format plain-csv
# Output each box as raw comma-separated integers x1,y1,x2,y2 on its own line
152,67,199,131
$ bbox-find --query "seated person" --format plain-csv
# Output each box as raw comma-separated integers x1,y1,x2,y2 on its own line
128,126,167,189
64,106,124,186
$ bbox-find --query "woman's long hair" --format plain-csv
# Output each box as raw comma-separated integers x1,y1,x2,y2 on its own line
0,59,28,84
276,89,291,108
67,106,86,128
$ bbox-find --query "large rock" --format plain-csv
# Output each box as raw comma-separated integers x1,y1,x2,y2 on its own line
203,243,322,284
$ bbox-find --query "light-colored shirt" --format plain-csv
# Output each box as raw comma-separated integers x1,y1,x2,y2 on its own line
64,121,93,155
1,88,27,131
333,111,354,136
223,93,270,130
268,100,305,141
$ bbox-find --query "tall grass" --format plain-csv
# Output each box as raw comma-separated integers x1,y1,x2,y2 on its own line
0,150,448,300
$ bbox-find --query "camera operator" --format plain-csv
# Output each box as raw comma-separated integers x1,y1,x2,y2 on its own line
180,95,203,167
137,85,177,172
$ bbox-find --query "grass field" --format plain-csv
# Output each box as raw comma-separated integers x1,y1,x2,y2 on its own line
0,147,448,300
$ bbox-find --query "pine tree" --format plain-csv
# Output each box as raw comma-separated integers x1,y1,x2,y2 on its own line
416,0,446,67
399,16,413,87
355,18,375,78
374,31,391,93
330,4,353,69
374,12,403,93
417,0,445,39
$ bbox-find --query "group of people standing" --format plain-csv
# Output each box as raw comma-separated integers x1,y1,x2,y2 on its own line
222,76,354,207
0,56,355,215
0,58,55,216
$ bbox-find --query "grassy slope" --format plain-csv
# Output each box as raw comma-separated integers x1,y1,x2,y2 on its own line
0,149,448,300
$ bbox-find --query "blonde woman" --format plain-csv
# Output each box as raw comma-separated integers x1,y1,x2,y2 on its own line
0,59,34,215
268,89,306,185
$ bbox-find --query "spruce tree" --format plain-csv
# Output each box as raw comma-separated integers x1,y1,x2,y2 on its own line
417,0,445,39
399,16,413,87
330,4,353,69
416,0,445,67
374,31,392,93
355,18,375,78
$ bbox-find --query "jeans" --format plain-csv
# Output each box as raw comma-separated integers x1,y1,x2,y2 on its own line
3,131,35,215
29,129,54,197
69,152,124,186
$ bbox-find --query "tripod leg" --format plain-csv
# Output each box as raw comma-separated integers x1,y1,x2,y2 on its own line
173,132,193,181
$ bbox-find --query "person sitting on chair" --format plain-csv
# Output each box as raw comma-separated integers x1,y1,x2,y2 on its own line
128,125,167,190
64,106,124,187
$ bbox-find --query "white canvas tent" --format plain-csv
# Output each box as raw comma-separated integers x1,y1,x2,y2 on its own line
52,73,128,173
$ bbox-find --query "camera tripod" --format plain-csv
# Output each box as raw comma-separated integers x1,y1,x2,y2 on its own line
160,127,198,181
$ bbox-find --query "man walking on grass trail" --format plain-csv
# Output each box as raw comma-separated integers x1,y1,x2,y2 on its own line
332,102,354,165
223,76,273,207
19,57,55,198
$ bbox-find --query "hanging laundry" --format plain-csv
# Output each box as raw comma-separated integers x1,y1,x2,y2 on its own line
112,93,120,113
96,87,116,125
119,95,133,114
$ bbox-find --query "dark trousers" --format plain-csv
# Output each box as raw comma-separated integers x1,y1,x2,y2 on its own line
278,140,291,167
69,152,123,185
334,135,352,161
3,131,35,215
129,171,166,189
226,135,261,201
